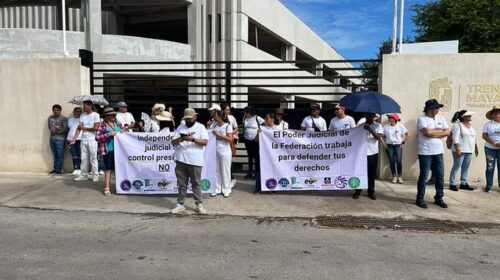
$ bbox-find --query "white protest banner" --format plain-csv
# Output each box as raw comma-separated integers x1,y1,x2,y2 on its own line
259,127,367,191
114,132,216,194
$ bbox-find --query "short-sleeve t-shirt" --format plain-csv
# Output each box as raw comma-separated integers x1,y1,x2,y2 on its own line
243,116,264,140
213,122,231,151
328,116,356,131
80,112,100,140
383,123,408,145
279,120,289,130
173,122,209,166
483,121,500,149
367,122,383,156
301,116,327,132
417,114,448,155
116,112,135,126
67,117,82,141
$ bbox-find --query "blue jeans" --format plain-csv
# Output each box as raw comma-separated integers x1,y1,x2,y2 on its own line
484,147,500,187
68,140,81,170
50,139,65,173
449,152,472,186
417,154,444,202
386,144,402,176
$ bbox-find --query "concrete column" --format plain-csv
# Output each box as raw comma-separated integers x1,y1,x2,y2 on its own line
188,0,208,108
280,95,295,109
86,0,102,53
287,45,296,63
316,63,323,77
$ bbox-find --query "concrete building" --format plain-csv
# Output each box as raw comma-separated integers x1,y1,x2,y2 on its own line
0,0,361,109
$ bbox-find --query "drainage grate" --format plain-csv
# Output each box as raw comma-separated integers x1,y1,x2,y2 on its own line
314,216,464,232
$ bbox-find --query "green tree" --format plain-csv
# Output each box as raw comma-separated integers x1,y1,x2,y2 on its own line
412,0,500,52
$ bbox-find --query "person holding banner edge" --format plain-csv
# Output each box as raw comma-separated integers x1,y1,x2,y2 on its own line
170,108,209,215
353,113,386,200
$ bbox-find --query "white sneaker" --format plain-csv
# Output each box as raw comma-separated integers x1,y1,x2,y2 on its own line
391,176,397,183
397,177,404,184
196,204,208,215
99,170,105,175
230,179,237,189
170,203,186,214
72,170,81,176
74,175,89,181
93,175,99,183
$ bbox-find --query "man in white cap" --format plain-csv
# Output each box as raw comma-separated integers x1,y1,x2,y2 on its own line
170,108,209,215
416,99,450,209
116,101,136,130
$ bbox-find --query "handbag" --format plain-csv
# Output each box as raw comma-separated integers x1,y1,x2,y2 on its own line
227,125,237,156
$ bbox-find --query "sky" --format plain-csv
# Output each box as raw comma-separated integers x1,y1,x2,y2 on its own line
280,0,433,59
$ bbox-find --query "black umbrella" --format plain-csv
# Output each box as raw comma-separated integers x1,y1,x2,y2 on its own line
339,91,401,114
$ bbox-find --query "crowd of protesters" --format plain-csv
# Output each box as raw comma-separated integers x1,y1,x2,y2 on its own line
48,99,500,213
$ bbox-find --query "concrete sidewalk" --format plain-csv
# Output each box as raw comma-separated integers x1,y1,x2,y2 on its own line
1,172,499,224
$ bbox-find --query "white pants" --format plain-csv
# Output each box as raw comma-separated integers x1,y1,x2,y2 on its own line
80,139,98,176
215,147,232,195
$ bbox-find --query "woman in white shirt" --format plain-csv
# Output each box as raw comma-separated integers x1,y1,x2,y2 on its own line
67,107,82,175
211,110,233,198
382,114,409,184
449,110,478,191
482,106,500,192
242,106,264,179
254,113,282,194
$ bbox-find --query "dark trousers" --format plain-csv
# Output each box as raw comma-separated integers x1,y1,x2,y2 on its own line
417,154,444,202
68,140,81,170
50,139,65,173
244,139,259,173
355,154,378,195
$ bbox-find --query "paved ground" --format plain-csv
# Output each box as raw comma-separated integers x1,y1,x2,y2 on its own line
2,172,500,224
1,207,500,280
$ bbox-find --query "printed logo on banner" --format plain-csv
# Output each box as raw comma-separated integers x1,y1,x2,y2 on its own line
120,180,132,192
200,179,211,191
334,176,348,188
304,178,318,187
144,179,155,191
290,176,302,189
324,177,331,184
265,178,278,190
132,180,144,190
348,177,361,189
278,178,290,188
157,180,172,190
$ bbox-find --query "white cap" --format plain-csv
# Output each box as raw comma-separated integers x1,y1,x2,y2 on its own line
462,111,475,117
208,104,221,111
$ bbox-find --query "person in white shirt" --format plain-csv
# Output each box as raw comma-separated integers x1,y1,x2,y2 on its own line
116,101,136,130
71,100,101,183
221,103,239,188
275,108,289,130
170,108,209,215
67,107,83,175
211,110,233,198
353,113,386,200
416,99,450,209
242,106,264,179
482,106,500,192
206,104,221,129
448,110,478,191
300,104,327,132
329,105,355,131
382,114,409,184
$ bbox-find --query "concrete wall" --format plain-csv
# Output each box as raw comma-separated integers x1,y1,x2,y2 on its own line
0,58,84,172
380,53,500,182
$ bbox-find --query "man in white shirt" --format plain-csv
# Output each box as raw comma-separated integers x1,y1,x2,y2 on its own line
116,101,135,129
275,108,289,130
300,104,327,132
170,108,209,215
329,105,356,131
416,99,450,209
71,100,100,183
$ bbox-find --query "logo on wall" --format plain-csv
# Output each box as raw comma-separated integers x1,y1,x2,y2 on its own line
429,77,453,112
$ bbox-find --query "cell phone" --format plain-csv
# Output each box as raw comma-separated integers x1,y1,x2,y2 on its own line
180,133,188,137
